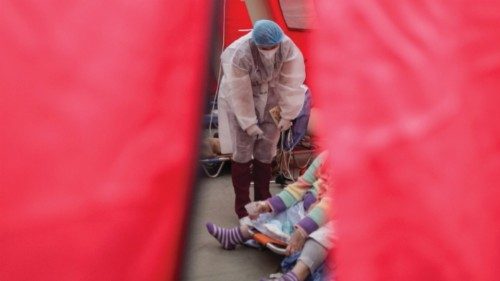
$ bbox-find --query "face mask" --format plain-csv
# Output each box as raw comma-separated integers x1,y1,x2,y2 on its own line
258,47,278,60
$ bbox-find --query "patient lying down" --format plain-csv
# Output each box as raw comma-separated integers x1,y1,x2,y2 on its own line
206,152,335,281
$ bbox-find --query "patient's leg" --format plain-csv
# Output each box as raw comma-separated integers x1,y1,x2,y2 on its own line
259,271,299,281
260,239,328,281
205,222,251,250
294,239,328,280
289,261,309,281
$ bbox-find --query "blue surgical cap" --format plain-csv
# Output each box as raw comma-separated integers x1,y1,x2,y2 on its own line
252,20,284,47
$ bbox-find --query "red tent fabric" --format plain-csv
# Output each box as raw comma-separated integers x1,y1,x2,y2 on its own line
0,1,212,280
224,0,253,47
3,1,500,280
311,1,500,280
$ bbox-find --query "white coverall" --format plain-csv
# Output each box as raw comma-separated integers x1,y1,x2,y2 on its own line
218,32,306,164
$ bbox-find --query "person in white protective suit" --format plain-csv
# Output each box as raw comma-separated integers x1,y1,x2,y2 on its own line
217,19,306,218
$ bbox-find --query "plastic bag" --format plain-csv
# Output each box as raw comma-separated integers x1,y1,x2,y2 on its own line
251,202,306,243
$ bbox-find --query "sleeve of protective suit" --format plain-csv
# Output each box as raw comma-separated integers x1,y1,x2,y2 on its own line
223,50,258,131
277,42,306,121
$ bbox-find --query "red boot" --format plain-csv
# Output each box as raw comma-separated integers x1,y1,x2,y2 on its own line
231,160,252,218
253,159,272,201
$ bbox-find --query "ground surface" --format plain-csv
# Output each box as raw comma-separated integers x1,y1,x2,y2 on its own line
182,170,285,281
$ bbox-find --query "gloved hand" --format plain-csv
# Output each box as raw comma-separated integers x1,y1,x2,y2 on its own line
245,124,264,138
286,226,307,255
278,119,292,132
247,201,272,220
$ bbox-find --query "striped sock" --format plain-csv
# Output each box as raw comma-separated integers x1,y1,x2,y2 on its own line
259,272,299,281
281,272,299,281
206,222,246,250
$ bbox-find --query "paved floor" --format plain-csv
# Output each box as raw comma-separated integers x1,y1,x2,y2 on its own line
182,169,284,281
